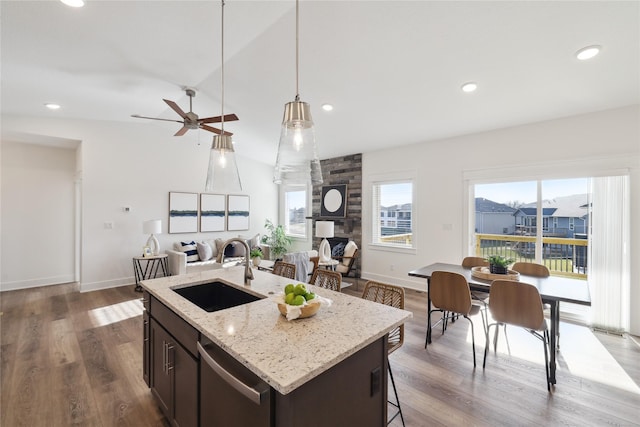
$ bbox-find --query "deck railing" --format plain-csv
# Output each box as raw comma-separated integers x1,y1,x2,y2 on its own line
475,233,588,279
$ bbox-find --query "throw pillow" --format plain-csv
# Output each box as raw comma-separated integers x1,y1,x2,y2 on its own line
342,241,358,266
331,242,346,258
196,241,213,261
239,233,260,250
180,241,199,263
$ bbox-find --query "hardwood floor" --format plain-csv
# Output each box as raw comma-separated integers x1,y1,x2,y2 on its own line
2,280,639,426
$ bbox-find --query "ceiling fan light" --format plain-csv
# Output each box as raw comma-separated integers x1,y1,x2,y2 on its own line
206,135,242,192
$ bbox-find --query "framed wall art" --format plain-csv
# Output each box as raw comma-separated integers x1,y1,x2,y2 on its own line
320,184,347,217
169,192,198,233
227,195,250,231
200,193,226,232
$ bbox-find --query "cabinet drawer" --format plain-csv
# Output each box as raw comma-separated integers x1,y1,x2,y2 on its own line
149,295,199,357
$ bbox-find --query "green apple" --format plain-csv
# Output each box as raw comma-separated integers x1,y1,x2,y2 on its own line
304,292,315,301
293,284,307,296
285,292,296,305
284,284,295,295
291,295,305,306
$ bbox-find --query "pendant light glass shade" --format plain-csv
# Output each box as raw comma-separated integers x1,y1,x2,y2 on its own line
205,0,242,193
274,100,322,184
205,134,242,192
273,0,322,185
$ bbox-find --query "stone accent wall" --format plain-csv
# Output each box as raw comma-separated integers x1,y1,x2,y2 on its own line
312,154,362,276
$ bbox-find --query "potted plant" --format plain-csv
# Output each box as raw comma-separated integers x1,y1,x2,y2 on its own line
486,255,515,275
261,219,292,260
250,247,263,267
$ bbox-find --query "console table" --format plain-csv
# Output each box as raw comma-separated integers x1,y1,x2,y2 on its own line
133,254,169,292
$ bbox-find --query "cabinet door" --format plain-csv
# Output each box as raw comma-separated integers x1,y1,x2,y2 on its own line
199,341,272,427
143,311,150,386
172,342,198,427
150,319,172,419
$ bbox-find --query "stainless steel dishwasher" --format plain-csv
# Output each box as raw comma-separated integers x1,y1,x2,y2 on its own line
198,338,273,426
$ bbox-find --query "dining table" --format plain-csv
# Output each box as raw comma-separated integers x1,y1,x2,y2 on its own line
408,262,592,384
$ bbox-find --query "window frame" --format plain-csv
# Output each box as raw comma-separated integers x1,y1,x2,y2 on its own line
369,174,416,253
280,183,310,240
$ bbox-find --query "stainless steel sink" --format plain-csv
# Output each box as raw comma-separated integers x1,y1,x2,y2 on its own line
172,281,261,312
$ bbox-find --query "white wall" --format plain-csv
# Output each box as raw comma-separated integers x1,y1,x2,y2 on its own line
362,106,640,334
1,116,278,292
1,141,77,290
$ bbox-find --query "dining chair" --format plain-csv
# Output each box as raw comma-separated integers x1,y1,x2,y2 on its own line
495,261,552,350
483,279,551,391
272,261,297,280
361,280,405,426
511,262,550,277
426,271,486,367
462,256,491,302
308,269,342,292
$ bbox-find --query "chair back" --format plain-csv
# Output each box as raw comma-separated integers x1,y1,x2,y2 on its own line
309,269,342,292
362,281,404,354
488,280,546,331
511,262,550,277
429,271,473,316
272,261,296,280
462,256,489,268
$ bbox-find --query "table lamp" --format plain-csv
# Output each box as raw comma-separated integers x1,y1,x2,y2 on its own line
316,221,334,263
143,219,162,256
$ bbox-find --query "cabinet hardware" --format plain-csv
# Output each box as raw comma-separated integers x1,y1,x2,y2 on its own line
197,342,268,405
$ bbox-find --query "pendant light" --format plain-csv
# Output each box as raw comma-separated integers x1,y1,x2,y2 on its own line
205,0,242,193
273,0,323,185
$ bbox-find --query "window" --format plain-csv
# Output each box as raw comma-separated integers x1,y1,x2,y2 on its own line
372,180,413,248
283,186,307,238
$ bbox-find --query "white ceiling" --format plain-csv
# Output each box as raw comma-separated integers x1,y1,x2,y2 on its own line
2,1,638,164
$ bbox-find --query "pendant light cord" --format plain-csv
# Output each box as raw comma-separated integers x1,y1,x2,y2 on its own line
220,0,225,132
295,0,300,102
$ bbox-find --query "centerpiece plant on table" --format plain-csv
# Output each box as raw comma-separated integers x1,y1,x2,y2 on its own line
486,255,515,275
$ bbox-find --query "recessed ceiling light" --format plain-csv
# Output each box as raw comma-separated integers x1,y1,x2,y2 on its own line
461,82,478,93
60,0,85,7
576,45,601,61
45,103,61,110
321,104,334,112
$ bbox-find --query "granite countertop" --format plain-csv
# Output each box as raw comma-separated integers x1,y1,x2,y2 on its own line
141,266,412,395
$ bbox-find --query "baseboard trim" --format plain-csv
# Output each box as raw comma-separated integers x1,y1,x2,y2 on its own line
1,274,76,292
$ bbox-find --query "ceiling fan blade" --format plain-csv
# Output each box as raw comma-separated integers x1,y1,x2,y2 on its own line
201,124,233,136
199,113,239,124
163,99,187,119
174,126,189,136
131,114,184,124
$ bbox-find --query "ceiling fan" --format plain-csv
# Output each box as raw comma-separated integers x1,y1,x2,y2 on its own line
131,88,238,136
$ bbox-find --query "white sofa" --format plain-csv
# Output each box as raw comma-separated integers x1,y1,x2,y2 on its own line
166,235,262,276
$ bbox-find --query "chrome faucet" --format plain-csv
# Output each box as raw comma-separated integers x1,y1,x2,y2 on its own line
220,238,254,286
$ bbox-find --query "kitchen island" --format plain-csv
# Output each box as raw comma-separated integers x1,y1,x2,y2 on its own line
141,266,412,427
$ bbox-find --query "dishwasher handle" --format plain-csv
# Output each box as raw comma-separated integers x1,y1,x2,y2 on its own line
197,341,269,405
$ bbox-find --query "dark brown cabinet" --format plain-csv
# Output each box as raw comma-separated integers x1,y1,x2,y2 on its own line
143,290,389,426
146,295,198,427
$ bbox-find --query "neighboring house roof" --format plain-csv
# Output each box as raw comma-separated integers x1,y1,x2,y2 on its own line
475,198,517,214
520,194,588,218
382,203,412,211
516,207,557,216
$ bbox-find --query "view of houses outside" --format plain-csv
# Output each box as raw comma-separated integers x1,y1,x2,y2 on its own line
474,178,590,276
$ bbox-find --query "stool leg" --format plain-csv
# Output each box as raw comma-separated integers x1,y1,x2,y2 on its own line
387,358,405,426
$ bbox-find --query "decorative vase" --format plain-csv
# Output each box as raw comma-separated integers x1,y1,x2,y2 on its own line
489,264,509,275
252,257,261,267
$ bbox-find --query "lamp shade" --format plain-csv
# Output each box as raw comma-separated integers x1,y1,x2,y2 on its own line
315,221,334,238
273,101,323,185
143,219,162,235
205,135,242,192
